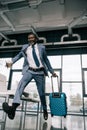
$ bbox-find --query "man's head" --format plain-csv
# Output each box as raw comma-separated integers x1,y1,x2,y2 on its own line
28,32,38,45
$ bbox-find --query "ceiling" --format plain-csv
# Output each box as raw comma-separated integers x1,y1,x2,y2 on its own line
0,0,87,35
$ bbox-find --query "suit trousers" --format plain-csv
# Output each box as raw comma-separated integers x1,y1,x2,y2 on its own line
13,70,47,110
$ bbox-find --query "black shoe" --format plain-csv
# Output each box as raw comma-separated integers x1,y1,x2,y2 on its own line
8,111,15,120
43,110,48,120
2,102,15,120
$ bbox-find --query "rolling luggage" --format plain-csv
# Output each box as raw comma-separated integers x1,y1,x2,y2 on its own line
49,76,67,117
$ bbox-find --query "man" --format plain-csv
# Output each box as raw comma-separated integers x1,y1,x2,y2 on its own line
2,32,57,120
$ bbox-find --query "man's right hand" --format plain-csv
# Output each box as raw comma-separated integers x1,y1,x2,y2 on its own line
6,62,12,68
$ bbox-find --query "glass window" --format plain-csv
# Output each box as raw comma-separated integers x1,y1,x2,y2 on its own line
0,58,11,109
82,54,87,68
48,56,61,68
62,55,82,81
0,58,11,82
83,71,87,95
12,58,24,69
45,71,60,93
10,72,22,90
84,97,87,114
62,83,83,114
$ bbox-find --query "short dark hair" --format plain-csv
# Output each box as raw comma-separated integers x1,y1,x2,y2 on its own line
28,32,38,40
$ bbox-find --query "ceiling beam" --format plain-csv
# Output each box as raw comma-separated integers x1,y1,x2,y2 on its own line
67,8,87,35
0,12,15,31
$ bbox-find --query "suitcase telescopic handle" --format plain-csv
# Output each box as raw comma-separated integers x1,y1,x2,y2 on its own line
51,75,60,93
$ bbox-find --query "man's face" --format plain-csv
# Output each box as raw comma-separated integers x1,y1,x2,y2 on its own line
28,34,36,45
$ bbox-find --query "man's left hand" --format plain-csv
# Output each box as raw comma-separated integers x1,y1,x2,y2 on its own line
52,73,58,77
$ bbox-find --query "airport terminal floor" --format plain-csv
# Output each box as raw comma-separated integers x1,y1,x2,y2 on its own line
0,110,87,130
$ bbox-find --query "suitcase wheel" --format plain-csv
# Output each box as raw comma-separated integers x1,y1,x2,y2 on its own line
64,115,66,118
51,114,53,117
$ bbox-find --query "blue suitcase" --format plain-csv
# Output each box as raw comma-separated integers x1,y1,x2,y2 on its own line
49,76,67,117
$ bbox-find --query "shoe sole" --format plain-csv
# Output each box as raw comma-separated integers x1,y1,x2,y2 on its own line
8,113,15,120
2,102,10,114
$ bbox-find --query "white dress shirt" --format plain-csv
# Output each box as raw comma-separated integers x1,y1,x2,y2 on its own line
26,44,43,69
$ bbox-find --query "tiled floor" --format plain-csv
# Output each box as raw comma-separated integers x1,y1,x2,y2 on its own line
0,110,87,130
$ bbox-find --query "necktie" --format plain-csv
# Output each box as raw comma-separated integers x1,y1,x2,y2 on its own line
32,45,40,67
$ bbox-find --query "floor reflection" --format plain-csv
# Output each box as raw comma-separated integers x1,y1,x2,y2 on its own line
0,112,87,130
40,115,87,130
42,122,48,130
